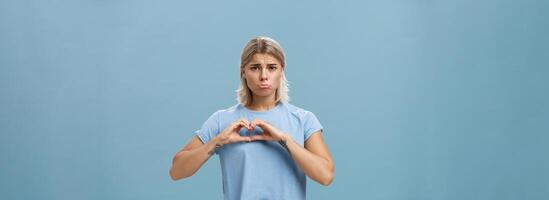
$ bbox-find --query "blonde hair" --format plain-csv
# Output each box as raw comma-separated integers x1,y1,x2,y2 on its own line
236,36,290,106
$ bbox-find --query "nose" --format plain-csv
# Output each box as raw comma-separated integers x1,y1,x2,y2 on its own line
260,68,268,81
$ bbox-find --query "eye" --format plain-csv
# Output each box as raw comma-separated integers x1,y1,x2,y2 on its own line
268,66,277,71
250,66,258,71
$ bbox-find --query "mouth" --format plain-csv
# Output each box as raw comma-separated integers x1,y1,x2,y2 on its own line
259,84,271,89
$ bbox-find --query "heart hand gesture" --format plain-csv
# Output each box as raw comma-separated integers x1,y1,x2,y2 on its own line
215,118,253,145
250,119,290,142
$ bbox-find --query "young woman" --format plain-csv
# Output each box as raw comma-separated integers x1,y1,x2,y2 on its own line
170,36,334,200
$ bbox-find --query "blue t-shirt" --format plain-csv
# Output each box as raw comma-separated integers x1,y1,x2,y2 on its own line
196,102,323,200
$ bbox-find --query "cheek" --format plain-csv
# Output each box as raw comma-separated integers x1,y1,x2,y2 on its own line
244,72,254,81
272,73,282,86
244,74,256,87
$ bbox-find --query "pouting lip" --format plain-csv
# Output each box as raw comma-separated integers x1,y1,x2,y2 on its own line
259,84,271,89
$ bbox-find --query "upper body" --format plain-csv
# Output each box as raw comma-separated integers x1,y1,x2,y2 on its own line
197,102,323,199
170,36,334,200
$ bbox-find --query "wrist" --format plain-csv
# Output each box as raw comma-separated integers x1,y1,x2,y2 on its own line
208,137,224,156
280,135,291,143
212,135,226,146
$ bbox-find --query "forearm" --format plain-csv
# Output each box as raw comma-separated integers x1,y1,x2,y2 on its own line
283,136,334,186
169,138,220,180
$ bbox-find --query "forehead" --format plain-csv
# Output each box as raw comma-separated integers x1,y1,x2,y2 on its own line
249,53,281,64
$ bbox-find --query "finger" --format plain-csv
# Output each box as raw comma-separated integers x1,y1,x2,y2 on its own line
230,120,248,131
250,119,262,129
250,134,267,141
239,118,252,130
237,121,252,131
252,119,271,130
232,135,252,143
240,118,251,126
251,134,276,141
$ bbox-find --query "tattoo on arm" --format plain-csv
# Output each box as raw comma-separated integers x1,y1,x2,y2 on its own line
278,140,290,153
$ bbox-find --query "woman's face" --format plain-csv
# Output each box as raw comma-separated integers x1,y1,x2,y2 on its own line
242,53,283,99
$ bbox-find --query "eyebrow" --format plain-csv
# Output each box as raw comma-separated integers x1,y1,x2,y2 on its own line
248,63,278,66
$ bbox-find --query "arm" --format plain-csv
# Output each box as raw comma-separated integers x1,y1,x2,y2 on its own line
282,131,335,186
169,136,219,180
250,120,335,186
169,118,253,181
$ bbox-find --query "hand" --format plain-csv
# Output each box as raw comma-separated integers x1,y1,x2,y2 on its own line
250,119,290,142
214,118,253,146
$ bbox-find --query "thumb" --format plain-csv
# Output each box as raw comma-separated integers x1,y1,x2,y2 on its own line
250,134,274,141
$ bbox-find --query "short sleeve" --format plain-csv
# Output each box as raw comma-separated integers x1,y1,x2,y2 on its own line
304,111,323,141
196,111,221,144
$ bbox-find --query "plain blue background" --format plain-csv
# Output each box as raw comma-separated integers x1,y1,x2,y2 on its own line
1,0,548,199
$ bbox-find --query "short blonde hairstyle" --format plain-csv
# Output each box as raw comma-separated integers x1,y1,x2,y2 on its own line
236,36,290,106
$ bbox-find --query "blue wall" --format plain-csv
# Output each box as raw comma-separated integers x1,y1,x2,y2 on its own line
1,0,548,199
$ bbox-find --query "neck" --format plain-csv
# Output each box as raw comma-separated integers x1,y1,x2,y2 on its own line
247,93,277,111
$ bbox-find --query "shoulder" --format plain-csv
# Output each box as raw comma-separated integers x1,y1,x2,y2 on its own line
207,103,242,119
283,103,317,120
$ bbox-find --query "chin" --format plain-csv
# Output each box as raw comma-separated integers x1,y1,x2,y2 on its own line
252,90,275,97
